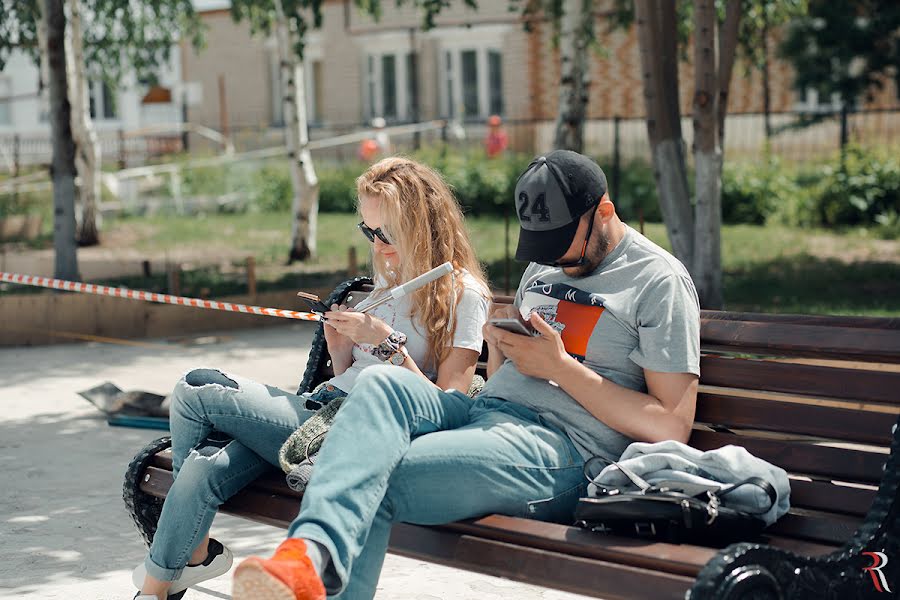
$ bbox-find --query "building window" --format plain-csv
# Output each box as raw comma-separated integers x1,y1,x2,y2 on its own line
0,79,11,125
304,59,323,124
460,50,479,118
89,80,117,120
406,53,418,120
382,54,397,120
488,50,503,116
365,51,412,122
441,47,504,121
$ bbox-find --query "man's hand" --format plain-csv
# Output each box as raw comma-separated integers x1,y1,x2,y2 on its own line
482,304,520,349
495,312,574,380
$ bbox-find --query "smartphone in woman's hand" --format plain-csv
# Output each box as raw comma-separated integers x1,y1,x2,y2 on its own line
297,292,331,315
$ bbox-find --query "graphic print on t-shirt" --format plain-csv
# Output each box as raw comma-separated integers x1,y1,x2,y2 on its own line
521,280,605,362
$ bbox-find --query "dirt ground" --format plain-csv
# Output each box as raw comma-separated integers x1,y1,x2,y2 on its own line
0,324,587,600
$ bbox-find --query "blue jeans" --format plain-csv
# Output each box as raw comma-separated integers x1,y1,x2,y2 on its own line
144,368,344,581
289,365,587,599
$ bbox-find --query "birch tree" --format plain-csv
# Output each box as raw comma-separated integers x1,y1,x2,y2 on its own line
65,0,100,246
554,0,593,152
620,0,805,307
229,0,324,262
42,0,80,280
274,0,318,261
0,0,202,276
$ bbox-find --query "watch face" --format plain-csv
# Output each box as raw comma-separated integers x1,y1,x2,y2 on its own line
389,351,406,366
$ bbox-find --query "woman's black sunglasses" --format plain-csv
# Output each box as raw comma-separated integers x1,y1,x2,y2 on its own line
357,222,392,245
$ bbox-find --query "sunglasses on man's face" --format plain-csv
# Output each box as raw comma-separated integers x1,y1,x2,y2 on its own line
357,222,392,245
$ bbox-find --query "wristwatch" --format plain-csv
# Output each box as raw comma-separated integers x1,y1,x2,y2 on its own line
373,330,408,364
387,345,409,366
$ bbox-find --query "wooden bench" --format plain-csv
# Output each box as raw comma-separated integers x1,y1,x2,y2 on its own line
124,277,900,599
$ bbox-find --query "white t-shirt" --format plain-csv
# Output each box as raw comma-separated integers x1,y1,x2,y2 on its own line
326,272,489,393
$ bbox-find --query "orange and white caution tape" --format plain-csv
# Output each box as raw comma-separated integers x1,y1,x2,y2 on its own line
0,272,322,321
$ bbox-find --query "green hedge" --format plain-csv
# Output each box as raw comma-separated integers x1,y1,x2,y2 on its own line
722,155,804,226
39,144,890,238
727,146,900,237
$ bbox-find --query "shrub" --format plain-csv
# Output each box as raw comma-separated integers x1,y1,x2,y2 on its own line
810,146,900,228
318,162,365,212
721,156,804,225
249,164,293,212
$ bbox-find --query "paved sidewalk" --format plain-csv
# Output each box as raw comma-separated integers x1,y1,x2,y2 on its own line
0,324,587,600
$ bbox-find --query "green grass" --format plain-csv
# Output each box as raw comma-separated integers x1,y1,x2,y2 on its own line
8,212,900,316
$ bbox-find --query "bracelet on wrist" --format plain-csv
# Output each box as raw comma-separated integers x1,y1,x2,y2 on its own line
372,330,407,361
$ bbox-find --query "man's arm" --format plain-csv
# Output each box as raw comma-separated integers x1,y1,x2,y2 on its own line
495,313,698,444
553,357,697,443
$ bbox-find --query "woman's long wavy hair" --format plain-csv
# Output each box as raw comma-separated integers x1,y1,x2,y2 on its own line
357,157,490,367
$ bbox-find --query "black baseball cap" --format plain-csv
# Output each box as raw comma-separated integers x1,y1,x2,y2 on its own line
514,150,608,264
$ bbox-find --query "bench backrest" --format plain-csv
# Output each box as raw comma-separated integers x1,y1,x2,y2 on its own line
300,280,900,545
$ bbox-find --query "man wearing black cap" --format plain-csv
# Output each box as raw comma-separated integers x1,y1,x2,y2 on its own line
482,149,701,460
233,151,700,600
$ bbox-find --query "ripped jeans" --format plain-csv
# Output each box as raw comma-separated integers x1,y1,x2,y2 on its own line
289,365,587,599
143,368,344,582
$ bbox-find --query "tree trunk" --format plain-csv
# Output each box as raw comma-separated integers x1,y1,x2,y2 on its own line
553,0,592,152
66,0,101,247
716,0,741,149
274,0,319,263
762,15,772,139
692,0,723,308
634,0,693,265
42,0,80,280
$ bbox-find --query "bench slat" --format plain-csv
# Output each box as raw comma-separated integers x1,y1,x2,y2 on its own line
699,355,900,405
765,508,863,546
787,479,876,517
701,310,900,330
687,430,888,483
390,524,697,600
698,319,900,362
695,393,897,445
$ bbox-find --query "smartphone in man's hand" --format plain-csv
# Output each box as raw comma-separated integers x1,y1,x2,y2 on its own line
296,292,331,315
489,312,536,336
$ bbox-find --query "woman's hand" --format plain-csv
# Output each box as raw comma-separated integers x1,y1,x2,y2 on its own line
323,304,355,375
324,306,394,346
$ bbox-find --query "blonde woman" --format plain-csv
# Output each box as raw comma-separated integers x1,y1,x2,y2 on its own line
132,157,491,600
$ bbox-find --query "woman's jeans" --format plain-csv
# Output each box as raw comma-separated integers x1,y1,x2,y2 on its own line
144,368,344,581
289,365,587,600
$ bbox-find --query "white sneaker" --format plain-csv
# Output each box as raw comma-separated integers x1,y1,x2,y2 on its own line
133,538,233,594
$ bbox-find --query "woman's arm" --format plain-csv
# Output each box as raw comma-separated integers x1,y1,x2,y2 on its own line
434,348,481,392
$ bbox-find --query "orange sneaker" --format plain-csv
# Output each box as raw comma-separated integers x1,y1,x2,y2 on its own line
232,539,326,600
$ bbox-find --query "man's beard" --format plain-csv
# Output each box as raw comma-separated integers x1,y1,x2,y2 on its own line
563,228,611,278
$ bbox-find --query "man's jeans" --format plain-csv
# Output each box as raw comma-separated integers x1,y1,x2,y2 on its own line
144,368,344,582
289,365,587,600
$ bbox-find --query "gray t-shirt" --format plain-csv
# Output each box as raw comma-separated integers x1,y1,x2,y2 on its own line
479,225,701,461
328,272,490,392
